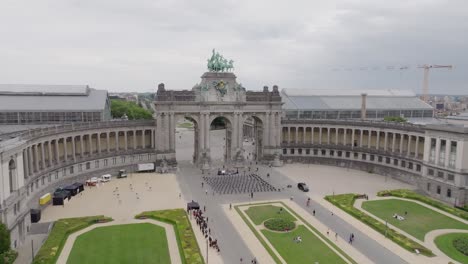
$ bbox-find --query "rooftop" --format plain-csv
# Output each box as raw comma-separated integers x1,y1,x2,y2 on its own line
0,85,108,111
281,89,433,110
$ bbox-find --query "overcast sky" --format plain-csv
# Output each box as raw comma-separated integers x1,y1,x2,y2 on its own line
1,0,467,94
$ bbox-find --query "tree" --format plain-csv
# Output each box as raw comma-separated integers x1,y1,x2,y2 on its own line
110,100,153,120
0,222,10,254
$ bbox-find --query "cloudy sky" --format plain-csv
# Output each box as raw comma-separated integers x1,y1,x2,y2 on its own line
1,0,466,94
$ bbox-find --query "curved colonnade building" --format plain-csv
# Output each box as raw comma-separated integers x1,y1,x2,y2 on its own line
1,75,467,251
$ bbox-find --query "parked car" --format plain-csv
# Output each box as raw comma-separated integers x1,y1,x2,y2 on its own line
118,169,127,178
297,182,309,192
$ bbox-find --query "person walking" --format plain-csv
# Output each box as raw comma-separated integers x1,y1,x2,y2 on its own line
202,182,204,188
335,232,338,241
230,203,232,210
313,209,316,216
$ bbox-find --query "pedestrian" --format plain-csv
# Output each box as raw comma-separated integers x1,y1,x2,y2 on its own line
202,182,204,188
351,233,355,241
179,193,181,198
335,232,338,241
240,257,243,263
204,205,206,212
331,211,334,216
205,190,208,195
327,229,329,236
230,203,232,210
313,209,315,216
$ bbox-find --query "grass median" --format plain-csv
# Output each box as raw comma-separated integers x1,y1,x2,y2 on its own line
135,208,204,264
325,194,434,257
33,215,112,264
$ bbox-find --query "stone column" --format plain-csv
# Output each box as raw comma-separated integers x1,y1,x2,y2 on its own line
287,127,291,144
343,129,347,146
80,135,84,157
63,138,68,162
327,128,331,145
199,114,205,151
311,127,315,144
28,147,34,174
23,149,29,178
415,136,419,158
48,142,53,167
115,132,119,151
295,127,298,144
72,137,76,161
142,130,146,149
124,131,128,150
384,132,388,151
265,112,270,147
133,130,137,150
170,113,175,151
206,113,211,150
367,130,371,148
359,130,363,147
399,134,404,154
407,135,412,156
335,129,339,145
269,113,276,147
90,134,94,155
376,132,380,150
40,143,45,170
319,127,322,144
351,129,355,148
435,138,441,164
392,133,396,152
54,140,59,164
445,140,451,167
97,133,101,154
276,113,281,147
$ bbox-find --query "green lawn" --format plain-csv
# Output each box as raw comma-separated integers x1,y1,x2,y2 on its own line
67,223,170,264
244,205,296,225
262,225,346,264
434,233,468,264
362,199,468,241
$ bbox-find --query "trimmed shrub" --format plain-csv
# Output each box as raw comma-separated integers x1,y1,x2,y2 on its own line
33,215,112,264
0,223,10,255
325,194,434,257
453,236,468,256
377,189,468,221
0,250,17,264
264,218,295,231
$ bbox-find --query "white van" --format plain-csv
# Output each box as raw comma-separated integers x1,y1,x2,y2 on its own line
101,174,112,182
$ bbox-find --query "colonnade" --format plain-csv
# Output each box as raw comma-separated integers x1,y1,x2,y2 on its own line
282,126,425,160
22,128,156,179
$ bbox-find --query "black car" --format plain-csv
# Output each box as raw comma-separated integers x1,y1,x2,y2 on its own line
297,182,309,192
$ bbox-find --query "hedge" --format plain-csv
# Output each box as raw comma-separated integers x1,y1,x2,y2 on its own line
135,209,204,264
325,194,434,257
33,215,112,264
377,189,468,221
0,250,17,264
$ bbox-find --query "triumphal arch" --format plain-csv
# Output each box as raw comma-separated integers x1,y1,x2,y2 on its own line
153,50,283,169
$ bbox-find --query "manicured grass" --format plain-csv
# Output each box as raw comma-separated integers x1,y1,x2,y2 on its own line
434,233,468,264
238,202,355,264
378,189,468,220
67,223,170,264
362,199,468,241
262,225,346,264
33,216,112,264
135,209,204,264
244,205,296,225
325,194,434,256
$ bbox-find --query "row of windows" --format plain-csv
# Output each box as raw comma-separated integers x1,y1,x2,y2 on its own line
427,183,453,198
427,169,455,182
0,111,104,124
285,109,434,120
283,148,422,172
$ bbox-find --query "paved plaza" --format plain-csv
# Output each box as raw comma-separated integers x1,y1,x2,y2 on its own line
29,127,460,264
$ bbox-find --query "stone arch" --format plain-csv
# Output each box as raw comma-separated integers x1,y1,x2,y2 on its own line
9,158,17,193
241,115,264,160
209,116,233,162
175,115,200,164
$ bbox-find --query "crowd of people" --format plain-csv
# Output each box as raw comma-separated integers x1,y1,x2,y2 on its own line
192,208,220,252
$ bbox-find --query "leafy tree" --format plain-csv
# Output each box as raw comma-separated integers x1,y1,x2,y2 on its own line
384,116,407,123
110,100,153,120
0,222,10,254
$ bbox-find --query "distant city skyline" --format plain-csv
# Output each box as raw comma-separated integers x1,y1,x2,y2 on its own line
1,0,467,94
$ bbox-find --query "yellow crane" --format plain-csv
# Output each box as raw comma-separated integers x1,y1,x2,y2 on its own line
418,64,453,103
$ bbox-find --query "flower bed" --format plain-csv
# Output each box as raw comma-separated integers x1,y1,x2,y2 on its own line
453,236,468,256
377,189,468,220
264,218,295,232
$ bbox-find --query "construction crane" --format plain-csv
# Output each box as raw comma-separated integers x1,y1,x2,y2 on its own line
418,64,453,103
